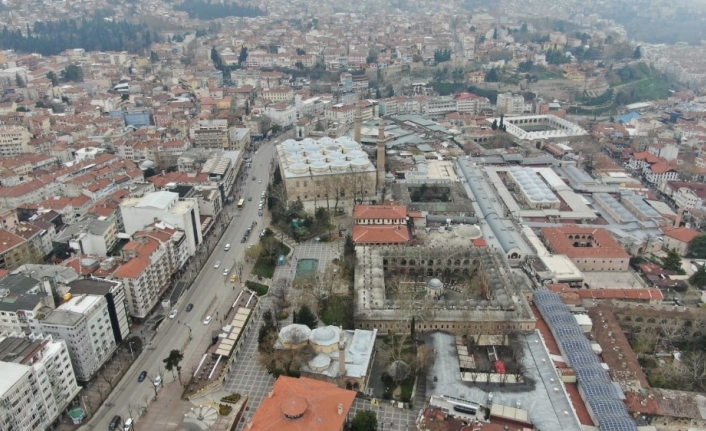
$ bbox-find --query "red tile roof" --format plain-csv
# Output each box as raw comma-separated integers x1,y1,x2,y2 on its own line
632,151,662,164
546,283,663,301
248,377,356,431
541,227,629,259
113,256,151,279
352,225,410,245
353,204,407,220
663,226,701,243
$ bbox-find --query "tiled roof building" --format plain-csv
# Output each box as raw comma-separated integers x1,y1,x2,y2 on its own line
541,227,629,272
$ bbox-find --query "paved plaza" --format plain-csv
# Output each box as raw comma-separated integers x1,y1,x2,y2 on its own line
224,239,426,431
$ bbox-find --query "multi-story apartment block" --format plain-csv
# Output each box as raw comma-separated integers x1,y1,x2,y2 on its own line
190,119,228,150
0,275,56,334
53,218,119,257
628,152,679,186
0,333,80,431
120,191,202,257
262,86,294,103
660,181,706,211
325,103,356,124
66,278,129,344
0,126,32,157
455,92,491,114
39,293,117,381
263,103,297,127
496,93,526,115
0,229,43,271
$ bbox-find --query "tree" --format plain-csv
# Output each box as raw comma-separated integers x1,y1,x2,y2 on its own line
492,27,498,40
294,304,318,329
690,265,706,289
663,249,683,271
163,349,184,385
15,73,25,88
46,71,59,86
62,64,83,82
349,410,377,431
295,47,306,55
520,22,528,34
238,46,248,64
689,235,706,259
145,367,164,399
491,119,498,130
499,114,504,130
633,46,642,59
485,67,499,82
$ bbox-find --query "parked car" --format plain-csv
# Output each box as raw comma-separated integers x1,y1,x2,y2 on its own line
109,415,122,431
153,375,162,387
258,179,262,184
203,316,212,325
223,268,229,276
138,371,147,382
214,261,221,268
168,309,178,319
186,303,194,312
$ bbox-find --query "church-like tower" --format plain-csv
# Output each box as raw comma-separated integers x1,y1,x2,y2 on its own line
354,105,362,144
376,121,386,189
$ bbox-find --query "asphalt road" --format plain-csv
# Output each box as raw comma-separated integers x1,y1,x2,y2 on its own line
82,139,277,431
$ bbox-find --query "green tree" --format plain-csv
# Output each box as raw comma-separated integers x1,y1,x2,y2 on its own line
349,410,377,431
295,47,306,55
238,46,248,64
492,27,498,40
61,64,83,82
163,349,184,385
15,73,25,88
520,22,528,34
295,304,318,329
689,265,706,289
499,114,504,130
662,249,683,271
632,46,642,59
690,235,706,258
485,67,499,82
46,71,59,86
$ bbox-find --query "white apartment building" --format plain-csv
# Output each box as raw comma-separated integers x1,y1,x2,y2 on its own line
0,333,80,431
325,103,356,124
114,233,173,318
0,275,55,334
67,278,130,344
39,294,117,381
422,97,457,116
263,103,297,127
120,191,202,257
496,93,527,115
0,126,32,157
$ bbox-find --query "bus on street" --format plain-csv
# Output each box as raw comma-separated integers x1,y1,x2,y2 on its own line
237,198,245,209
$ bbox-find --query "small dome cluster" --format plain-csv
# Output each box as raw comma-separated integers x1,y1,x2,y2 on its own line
509,166,558,203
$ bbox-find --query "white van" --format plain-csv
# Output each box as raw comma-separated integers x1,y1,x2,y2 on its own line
123,418,133,431
224,244,230,251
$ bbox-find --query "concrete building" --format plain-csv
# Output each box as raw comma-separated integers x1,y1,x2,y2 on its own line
263,103,297,127
53,218,119,257
352,204,410,246
120,191,202,257
66,278,129,344
190,119,228,150
661,181,706,211
0,333,81,431
276,138,377,211
0,229,43,271
0,126,32,156
541,227,630,272
39,293,117,381
663,226,701,255
228,127,251,151
0,275,56,334
496,93,526,115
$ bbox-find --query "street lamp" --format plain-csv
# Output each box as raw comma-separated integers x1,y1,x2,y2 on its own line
128,342,134,360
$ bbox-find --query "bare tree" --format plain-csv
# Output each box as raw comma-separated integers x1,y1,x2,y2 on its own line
99,367,114,390
270,279,289,320
258,328,309,375
145,367,165,400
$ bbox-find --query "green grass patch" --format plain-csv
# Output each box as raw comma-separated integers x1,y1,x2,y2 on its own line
245,280,269,296
253,241,290,279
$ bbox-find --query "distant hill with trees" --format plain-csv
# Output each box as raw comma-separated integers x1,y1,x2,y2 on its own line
173,0,266,20
0,17,159,55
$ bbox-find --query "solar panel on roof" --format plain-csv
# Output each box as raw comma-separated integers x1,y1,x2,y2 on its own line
581,381,618,398
596,416,638,431
590,397,629,417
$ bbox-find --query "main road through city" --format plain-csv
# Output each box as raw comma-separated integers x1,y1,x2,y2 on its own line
82,138,278,431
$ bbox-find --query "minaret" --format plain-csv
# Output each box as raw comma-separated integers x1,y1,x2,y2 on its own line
338,327,346,378
376,120,386,189
354,105,362,144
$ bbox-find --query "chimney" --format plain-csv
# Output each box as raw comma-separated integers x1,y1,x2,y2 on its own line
267,390,274,398
337,403,343,415
246,419,253,429
338,327,346,377
354,105,362,144
675,208,685,227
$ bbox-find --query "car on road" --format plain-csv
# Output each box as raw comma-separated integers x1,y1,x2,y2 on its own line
203,315,212,325
168,309,178,319
240,236,246,243
153,375,162,387
223,268,229,276
258,210,263,217
138,371,147,382
248,196,252,201
230,274,237,282
261,191,265,198
214,261,221,268
258,179,262,184
123,418,133,431
109,415,122,431
252,176,256,181
224,244,230,251
186,303,194,312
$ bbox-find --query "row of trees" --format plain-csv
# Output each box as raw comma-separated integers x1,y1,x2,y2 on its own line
0,17,159,55
174,0,266,20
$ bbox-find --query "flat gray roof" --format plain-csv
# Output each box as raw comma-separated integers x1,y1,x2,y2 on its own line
0,275,46,313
